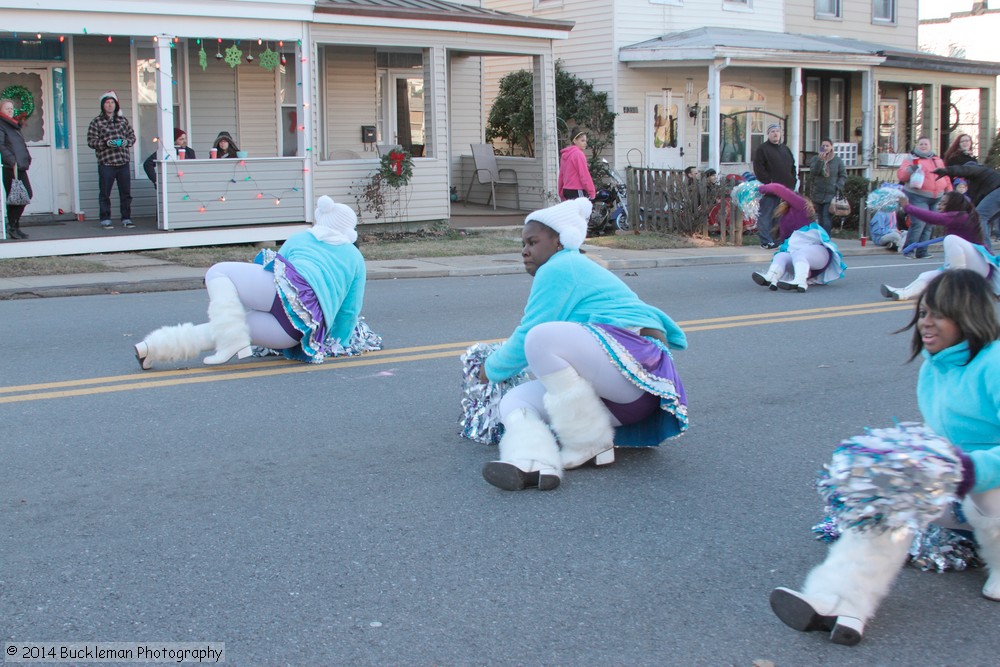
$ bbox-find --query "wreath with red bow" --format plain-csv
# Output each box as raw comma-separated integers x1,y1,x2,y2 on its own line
378,147,414,188
1,85,34,123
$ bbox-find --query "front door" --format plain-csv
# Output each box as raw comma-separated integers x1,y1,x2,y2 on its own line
0,68,59,215
646,91,684,169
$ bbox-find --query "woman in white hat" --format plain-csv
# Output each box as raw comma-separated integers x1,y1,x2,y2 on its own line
134,196,378,368
478,198,689,491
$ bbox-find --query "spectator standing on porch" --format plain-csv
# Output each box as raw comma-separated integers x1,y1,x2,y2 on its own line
808,139,847,235
752,123,797,249
87,91,136,230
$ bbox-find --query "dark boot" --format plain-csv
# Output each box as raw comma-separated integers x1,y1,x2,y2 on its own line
11,221,28,239
4,222,15,240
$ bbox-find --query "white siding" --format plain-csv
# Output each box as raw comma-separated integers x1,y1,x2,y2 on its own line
449,54,485,180
311,159,450,224
786,0,919,50
187,41,239,156
237,60,279,157
321,46,377,158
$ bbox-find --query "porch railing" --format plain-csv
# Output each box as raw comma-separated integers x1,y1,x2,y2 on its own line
158,157,308,230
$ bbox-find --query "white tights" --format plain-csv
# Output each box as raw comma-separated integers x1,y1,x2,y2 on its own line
204,262,299,350
498,322,645,425
895,235,992,300
765,244,831,286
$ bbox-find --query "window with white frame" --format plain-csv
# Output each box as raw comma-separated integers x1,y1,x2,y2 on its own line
805,78,820,153
828,78,845,142
133,40,183,179
816,0,841,18
699,84,766,163
534,0,563,8
723,0,751,7
278,51,299,157
873,0,896,23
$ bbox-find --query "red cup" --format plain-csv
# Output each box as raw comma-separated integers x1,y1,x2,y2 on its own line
77,212,85,222
177,148,186,160
860,236,868,247
210,148,218,159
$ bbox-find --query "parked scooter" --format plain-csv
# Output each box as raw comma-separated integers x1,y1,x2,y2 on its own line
588,159,630,235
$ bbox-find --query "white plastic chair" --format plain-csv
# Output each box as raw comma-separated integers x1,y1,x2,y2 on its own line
465,143,520,210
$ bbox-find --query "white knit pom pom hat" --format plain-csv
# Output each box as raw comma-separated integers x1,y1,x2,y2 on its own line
311,195,358,245
525,198,591,250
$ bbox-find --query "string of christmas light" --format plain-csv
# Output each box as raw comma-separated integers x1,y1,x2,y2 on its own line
169,158,304,213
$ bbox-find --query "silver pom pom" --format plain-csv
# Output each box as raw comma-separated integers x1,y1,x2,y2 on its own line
459,343,529,445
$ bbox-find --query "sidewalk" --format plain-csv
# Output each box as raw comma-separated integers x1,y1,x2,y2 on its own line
0,238,887,300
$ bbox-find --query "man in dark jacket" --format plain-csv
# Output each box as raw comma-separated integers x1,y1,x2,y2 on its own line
752,123,797,248
87,90,136,230
935,163,1000,246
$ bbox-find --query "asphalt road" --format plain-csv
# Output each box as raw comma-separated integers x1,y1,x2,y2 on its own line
2,256,997,666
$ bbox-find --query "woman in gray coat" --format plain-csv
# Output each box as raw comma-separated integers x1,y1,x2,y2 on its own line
0,97,32,239
809,138,847,234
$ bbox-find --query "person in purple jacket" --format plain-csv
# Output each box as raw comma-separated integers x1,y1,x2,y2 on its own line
880,191,1000,300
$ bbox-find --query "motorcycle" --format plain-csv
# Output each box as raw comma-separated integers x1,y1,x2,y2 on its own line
588,160,630,236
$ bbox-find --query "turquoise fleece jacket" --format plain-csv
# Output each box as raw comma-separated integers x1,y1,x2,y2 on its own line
277,232,366,346
918,340,1000,494
485,248,687,382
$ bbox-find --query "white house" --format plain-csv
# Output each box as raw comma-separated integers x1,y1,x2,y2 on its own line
0,0,572,257
483,0,1000,181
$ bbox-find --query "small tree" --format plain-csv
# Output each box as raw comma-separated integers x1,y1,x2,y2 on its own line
484,62,617,181
985,127,1000,169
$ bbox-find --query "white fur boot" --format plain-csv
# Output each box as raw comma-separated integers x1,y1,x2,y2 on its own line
482,408,562,491
963,497,1000,601
540,366,616,470
134,323,214,370
202,276,253,365
770,527,912,646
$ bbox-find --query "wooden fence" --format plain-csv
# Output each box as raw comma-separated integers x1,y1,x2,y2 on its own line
625,167,749,245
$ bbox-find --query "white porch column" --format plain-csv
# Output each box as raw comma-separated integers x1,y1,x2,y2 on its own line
708,61,725,171
534,51,558,205
426,46,448,163
861,68,874,178
789,67,802,184
298,27,314,221
155,35,176,162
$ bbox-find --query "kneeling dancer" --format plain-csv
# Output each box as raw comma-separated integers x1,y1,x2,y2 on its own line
134,195,377,368
479,198,689,491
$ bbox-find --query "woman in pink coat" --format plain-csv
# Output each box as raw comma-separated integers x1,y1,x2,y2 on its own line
557,128,596,201
897,136,952,259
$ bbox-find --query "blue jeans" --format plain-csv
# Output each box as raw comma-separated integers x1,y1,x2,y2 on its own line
98,162,132,222
757,193,779,245
813,200,832,235
977,188,1000,247
904,192,939,258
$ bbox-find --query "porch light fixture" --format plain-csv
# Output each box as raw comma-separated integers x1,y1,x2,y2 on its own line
688,102,700,119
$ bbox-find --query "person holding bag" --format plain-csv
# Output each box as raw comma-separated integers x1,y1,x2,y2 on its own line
0,97,32,240
897,137,952,259
808,139,846,234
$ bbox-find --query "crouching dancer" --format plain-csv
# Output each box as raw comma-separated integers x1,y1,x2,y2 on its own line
478,198,689,491
134,195,376,368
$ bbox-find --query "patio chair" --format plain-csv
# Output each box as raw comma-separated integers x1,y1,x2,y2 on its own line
465,143,519,210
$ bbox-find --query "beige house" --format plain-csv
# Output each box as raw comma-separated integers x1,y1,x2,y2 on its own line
0,0,571,257
485,0,1000,181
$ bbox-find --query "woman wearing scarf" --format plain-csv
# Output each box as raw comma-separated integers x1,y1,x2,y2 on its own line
0,97,32,239
134,196,377,369
898,137,952,259
478,198,689,492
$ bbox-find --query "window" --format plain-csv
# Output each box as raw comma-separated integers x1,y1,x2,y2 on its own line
805,78,820,153
376,51,426,157
877,99,899,156
873,0,896,23
828,78,845,141
816,0,841,18
133,41,183,178
699,84,766,163
278,51,298,156
723,0,751,8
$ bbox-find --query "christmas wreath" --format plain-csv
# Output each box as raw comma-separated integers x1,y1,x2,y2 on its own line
1,85,34,121
378,147,414,188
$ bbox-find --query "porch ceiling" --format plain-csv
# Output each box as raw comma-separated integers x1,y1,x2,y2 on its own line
314,0,573,33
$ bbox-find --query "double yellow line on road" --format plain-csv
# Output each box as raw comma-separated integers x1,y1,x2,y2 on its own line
0,300,912,404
